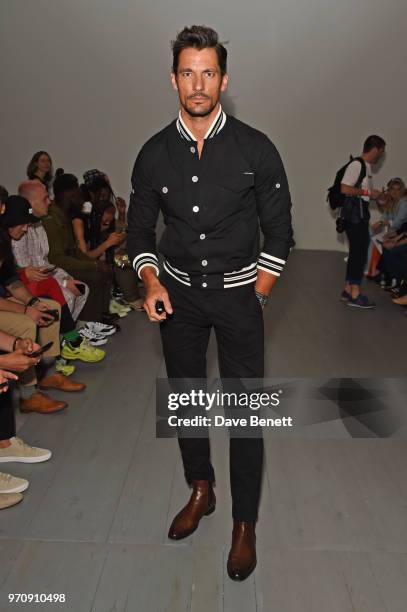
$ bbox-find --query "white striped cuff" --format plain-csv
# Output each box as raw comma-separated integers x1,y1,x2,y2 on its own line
257,252,286,277
133,252,159,279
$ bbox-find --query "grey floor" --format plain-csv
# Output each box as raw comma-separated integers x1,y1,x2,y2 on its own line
0,249,406,612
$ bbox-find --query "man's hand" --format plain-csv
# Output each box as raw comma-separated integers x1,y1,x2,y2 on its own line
24,266,50,282
66,279,82,297
25,306,55,326
0,350,40,372
106,232,126,247
0,369,19,392
143,279,173,322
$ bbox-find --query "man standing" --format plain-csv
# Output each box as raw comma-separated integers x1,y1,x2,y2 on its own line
127,25,293,581
340,135,386,308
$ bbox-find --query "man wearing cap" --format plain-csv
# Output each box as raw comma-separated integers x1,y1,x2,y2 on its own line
0,196,85,412
127,26,293,581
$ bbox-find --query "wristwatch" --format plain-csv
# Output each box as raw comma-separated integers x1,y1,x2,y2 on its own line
255,290,269,308
27,296,40,307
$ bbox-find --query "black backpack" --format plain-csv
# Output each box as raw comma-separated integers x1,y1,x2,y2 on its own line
327,156,366,210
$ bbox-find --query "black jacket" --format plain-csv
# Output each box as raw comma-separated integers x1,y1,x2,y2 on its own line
127,114,294,289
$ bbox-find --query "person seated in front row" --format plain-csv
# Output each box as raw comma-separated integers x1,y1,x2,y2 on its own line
13,182,113,347
0,201,87,413
41,172,117,328
0,329,53,509
368,178,407,278
72,199,140,316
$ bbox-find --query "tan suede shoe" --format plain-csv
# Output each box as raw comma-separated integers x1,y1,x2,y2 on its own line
38,372,86,392
0,492,23,510
20,392,67,414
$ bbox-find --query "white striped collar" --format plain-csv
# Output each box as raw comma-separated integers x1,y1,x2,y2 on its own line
176,105,226,142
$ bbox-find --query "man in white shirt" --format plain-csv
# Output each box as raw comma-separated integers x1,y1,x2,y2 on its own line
340,135,386,308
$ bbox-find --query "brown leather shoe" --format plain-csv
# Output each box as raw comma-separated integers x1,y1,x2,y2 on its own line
168,480,215,540
20,392,67,414
227,520,257,581
392,294,407,305
39,372,86,392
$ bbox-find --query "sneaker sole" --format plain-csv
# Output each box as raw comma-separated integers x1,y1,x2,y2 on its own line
346,303,376,309
79,336,108,346
85,328,116,336
0,481,29,493
0,452,52,464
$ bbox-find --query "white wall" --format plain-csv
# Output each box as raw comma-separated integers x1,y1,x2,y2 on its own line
1,0,406,250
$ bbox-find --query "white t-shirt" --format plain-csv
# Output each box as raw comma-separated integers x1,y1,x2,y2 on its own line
342,160,372,202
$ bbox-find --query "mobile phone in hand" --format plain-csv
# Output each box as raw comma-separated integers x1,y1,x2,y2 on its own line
155,300,165,315
75,283,86,295
45,309,59,321
27,341,54,358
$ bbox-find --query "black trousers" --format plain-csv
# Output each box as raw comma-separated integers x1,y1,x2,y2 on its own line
0,389,16,441
345,220,370,285
159,271,264,521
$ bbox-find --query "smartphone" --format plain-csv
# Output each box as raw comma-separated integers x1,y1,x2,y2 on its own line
155,300,165,315
27,341,54,358
45,309,59,321
75,283,86,295
42,265,57,274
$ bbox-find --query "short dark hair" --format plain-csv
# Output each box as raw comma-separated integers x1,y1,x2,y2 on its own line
172,25,227,75
53,173,79,201
363,135,386,153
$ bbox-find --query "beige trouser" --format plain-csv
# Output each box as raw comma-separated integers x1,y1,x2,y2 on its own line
0,298,61,386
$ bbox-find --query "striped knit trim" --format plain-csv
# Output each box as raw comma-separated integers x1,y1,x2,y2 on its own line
224,276,257,288
259,252,286,265
176,106,226,141
224,268,257,284
164,259,258,288
133,252,159,278
163,260,191,286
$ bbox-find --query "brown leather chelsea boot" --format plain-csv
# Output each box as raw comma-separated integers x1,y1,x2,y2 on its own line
168,480,215,540
227,520,257,581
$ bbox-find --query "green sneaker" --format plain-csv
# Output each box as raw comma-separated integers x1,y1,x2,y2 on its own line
55,358,76,377
61,338,105,363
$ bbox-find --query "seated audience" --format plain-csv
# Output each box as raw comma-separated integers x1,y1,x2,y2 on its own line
74,182,143,311
0,200,87,413
72,200,142,314
41,173,116,327
0,331,52,509
367,178,407,278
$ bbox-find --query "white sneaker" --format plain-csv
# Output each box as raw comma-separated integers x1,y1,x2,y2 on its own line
0,437,52,463
0,471,29,493
78,328,108,346
84,321,116,336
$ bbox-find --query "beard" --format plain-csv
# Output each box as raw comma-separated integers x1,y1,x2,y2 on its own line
182,96,217,118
